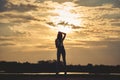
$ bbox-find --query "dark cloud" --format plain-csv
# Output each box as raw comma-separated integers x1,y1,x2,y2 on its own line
36,45,48,48
70,24,84,29
46,21,83,29
0,0,119,12
35,45,50,49
35,0,45,3
74,0,104,7
35,0,73,3
0,43,15,46
74,0,120,8
110,19,120,23
0,0,8,11
0,37,13,41
102,13,120,19
112,0,120,8
0,0,38,12
46,22,56,26
95,7,114,11
111,23,120,27
53,0,73,3
105,37,120,41
0,13,42,24
9,3,38,12
4,13,40,22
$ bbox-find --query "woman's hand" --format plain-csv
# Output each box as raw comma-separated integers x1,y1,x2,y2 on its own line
61,32,66,35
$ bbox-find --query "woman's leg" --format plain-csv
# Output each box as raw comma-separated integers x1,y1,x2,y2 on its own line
62,51,66,67
62,48,67,74
56,49,60,74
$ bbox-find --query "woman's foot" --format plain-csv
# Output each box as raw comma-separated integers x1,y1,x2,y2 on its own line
64,71,67,75
56,72,59,75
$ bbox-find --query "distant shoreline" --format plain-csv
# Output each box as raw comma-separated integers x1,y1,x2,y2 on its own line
0,60,120,73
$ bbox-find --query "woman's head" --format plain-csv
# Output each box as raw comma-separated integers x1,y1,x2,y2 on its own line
57,31,62,40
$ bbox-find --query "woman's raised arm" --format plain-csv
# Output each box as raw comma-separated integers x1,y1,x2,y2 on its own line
62,33,66,41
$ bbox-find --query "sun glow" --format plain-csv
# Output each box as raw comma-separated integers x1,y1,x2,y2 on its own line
49,3,82,33
57,25,72,33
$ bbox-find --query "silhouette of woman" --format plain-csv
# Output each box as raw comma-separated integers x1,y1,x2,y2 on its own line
55,31,66,75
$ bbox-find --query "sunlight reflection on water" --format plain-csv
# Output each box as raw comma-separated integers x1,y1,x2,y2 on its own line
0,72,120,76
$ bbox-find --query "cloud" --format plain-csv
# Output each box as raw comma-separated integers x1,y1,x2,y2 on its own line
0,23,30,37
111,23,120,27
0,23,13,27
9,3,38,12
46,22,56,27
102,13,120,19
74,0,120,8
0,25,14,36
35,45,55,51
0,0,8,11
0,0,38,12
35,45,48,48
35,0,73,3
3,13,40,23
46,21,84,31
0,43,15,46
68,38,120,49
0,37,13,41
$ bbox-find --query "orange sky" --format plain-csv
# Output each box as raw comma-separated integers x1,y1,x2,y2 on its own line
0,0,120,65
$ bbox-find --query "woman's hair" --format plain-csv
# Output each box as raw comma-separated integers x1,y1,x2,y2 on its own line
57,32,62,41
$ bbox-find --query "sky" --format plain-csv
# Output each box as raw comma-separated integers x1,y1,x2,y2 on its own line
0,0,120,65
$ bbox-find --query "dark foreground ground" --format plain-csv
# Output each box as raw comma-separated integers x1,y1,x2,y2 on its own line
0,73,120,80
